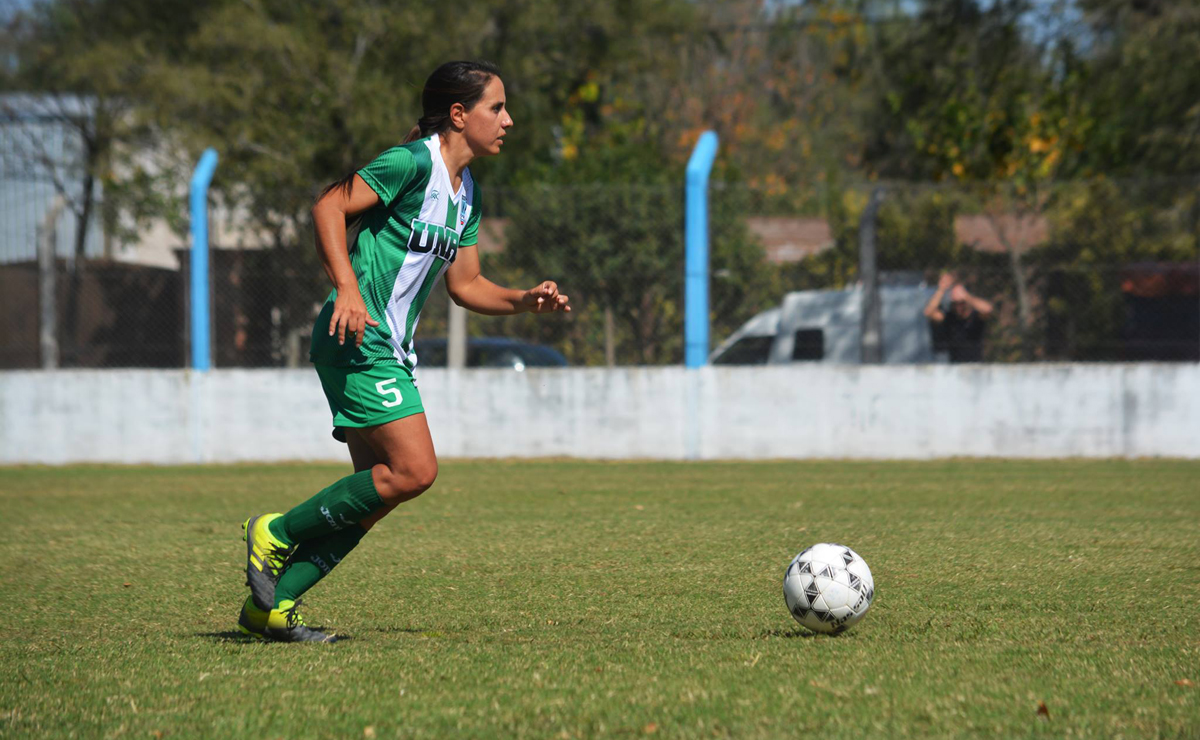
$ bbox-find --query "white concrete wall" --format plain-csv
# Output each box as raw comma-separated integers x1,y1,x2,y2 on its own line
1,365,1196,464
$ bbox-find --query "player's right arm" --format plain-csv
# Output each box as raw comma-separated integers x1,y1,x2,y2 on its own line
312,175,381,347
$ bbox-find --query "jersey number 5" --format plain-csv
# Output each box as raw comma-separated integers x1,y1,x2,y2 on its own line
375,378,403,408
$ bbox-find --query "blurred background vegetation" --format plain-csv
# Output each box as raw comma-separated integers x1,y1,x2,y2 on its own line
2,0,1197,366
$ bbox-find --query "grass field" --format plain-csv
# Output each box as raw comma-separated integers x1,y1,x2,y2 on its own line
1,460,1197,738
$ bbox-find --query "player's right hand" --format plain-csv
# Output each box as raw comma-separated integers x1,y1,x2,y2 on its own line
329,287,379,348
523,281,571,313
937,272,956,291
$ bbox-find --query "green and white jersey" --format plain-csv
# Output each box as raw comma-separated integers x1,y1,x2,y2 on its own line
310,134,481,371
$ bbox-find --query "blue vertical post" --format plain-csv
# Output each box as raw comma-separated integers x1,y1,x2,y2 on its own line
189,148,218,371
685,131,718,368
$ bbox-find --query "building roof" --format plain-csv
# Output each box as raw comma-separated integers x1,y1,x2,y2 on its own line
474,212,1050,265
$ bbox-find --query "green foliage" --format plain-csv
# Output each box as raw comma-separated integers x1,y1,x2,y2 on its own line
1,0,208,253
859,0,1093,185
1029,178,1200,359
481,182,779,365
780,185,996,287
1072,0,1200,175
1,0,721,365
710,188,786,351
7,0,1200,364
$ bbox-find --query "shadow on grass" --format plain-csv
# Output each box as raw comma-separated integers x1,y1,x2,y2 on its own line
364,626,484,638
756,628,839,640
193,630,352,643
195,631,257,641
672,627,834,641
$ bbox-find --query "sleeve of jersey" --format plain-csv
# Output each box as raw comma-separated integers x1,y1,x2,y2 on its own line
356,147,416,206
459,185,483,247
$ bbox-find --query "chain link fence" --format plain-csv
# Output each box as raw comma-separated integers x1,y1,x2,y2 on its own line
737,177,1200,364
1,98,184,369
1,171,1197,369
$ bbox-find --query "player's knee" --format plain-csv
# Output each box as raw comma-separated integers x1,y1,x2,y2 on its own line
408,460,438,494
372,461,436,503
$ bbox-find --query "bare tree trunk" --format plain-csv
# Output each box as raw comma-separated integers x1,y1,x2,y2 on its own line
986,198,1039,361
62,168,95,366
1007,241,1033,358
638,290,659,364
859,188,885,364
38,196,66,369
603,303,616,367
76,170,95,261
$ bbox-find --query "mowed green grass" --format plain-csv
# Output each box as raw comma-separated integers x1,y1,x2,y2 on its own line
0,460,1197,739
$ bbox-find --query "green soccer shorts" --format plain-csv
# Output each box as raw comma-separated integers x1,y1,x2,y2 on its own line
314,363,425,443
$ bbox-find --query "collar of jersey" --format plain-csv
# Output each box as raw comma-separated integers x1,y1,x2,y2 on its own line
428,133,467,205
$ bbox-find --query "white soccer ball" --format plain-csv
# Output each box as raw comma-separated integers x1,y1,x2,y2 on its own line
783,543,874,634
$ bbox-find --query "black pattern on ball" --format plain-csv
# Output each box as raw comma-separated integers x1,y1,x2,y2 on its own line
783,543,874,636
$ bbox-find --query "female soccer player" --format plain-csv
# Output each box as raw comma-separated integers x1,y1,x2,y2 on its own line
236,61,570,642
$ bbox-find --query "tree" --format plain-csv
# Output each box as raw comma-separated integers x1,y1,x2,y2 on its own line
853,0,1094,357
4,0,214,249
1034,176,1200,359
486,174,778,366
1072,0,1200,176
128,0,724,364
2,0,211,361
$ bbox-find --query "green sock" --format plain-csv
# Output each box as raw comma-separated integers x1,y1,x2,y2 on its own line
268,470,383,545
273,525,367,608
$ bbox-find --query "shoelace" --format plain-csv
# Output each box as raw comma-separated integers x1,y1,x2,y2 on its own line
261,542,293,578
283,600,307,629
254,534,294,580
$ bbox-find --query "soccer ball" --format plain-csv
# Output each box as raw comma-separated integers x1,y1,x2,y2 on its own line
783,543,874,634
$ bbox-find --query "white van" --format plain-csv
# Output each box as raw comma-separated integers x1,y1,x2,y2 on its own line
710,284,942,365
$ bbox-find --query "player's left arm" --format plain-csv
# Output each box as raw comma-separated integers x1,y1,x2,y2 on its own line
444,245,571,316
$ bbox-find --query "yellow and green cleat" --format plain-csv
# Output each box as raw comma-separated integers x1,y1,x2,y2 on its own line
242,513,296,611
266,599,337,643
236,594,269,640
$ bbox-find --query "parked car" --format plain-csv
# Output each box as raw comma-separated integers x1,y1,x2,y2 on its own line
414,337,568,370
710,284,942,365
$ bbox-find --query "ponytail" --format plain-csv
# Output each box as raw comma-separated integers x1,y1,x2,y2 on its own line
402,115,442,144
317,171,357,202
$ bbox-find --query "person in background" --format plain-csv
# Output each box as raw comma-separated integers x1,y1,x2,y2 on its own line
924,272,993,363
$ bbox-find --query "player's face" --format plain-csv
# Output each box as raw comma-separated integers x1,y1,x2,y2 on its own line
464,77,512,157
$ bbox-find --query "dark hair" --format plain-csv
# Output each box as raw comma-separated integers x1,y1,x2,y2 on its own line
317,60,501,203
403,60,501,143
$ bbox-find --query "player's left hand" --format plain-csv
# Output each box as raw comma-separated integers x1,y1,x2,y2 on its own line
523,281,571,313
